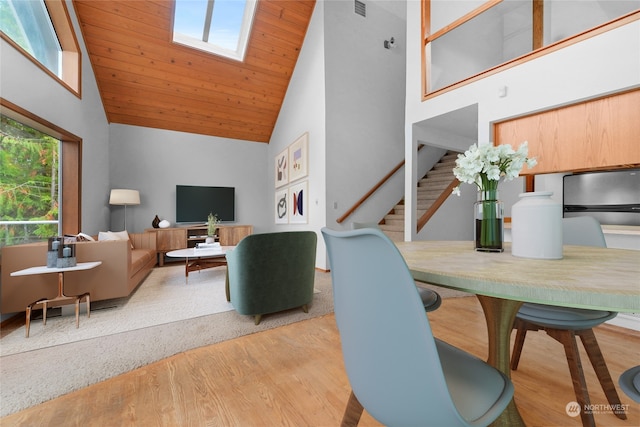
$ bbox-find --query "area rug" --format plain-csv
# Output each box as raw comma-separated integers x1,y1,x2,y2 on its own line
0,265,236,356
0,266,334,417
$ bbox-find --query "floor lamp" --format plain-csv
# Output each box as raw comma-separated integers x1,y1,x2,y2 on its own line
109,189,140,231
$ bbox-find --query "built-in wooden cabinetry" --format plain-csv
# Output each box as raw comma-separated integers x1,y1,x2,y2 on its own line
216,225,253,247
494,89,640,174
146,224,253,266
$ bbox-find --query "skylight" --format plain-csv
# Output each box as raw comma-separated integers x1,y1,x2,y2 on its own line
173,0,257,61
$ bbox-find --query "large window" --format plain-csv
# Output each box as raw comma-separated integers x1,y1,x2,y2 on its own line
0,115,60,247
172,0,257,61
0,99,82,248
423,0,640,96
0,0,81,94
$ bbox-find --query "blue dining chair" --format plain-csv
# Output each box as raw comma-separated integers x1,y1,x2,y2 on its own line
351,222,442,312
619,365,640,403
322,227,514,427
510,216,626,427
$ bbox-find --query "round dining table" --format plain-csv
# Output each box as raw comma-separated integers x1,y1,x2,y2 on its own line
395,240,640,427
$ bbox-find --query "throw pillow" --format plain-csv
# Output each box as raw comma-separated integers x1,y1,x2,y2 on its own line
111,230,130,242
75,232,96,242
98,231,117,241
98,230,134,248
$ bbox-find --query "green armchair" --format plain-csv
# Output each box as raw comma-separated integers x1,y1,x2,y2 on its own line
225,231,317,324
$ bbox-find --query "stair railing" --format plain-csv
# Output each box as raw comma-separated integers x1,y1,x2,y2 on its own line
416,178,459,232
336,161,404,224
336,145,425,224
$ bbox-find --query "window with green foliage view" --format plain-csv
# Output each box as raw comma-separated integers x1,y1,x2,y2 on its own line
0,115,60,248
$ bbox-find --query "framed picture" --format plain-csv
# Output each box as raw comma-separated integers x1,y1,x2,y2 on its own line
288,132,308,182
274,148,288,188
288,181,308,224
275,188,288,224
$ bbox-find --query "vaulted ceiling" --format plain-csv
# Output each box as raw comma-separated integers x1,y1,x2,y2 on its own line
72,0,315,143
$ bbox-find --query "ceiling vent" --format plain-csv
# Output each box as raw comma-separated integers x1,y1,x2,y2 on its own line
355,0,366,18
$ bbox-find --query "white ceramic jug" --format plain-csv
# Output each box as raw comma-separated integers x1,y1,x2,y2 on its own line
511,191,563,259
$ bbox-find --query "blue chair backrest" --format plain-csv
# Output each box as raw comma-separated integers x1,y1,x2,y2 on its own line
321,227,469,426
563,217,606,248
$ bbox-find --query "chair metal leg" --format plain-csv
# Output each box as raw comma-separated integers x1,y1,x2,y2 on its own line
254,314,262,325
302,304,309,313
578,329,626,420
340,390,364,427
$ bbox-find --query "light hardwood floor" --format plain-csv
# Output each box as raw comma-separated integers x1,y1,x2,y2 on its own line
2,296,639,426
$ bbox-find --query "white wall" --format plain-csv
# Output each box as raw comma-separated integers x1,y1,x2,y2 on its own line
108,125,269,234
324,0,407,229
268,2,328,268
269,0,409,269
0,0,111,235
404,1,640,240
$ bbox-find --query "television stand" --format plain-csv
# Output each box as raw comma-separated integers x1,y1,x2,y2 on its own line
146,224,253,266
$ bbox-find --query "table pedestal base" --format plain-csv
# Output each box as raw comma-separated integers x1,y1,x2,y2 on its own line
25,272,91,338
477,295,525,427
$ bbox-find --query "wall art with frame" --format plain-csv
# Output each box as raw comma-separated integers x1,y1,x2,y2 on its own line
288,132,308,182
274,147,288,188
275,188,288,224
288,180,308,224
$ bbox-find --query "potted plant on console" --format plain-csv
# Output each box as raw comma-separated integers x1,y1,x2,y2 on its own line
206,212,219,244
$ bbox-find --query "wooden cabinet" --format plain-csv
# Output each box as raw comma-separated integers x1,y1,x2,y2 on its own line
217,225,253,246
147,224,253,266
494,89,640,174
154,228,187,254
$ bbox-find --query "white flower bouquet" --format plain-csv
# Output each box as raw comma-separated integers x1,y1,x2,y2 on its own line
452,141,537,251
452,141,537,198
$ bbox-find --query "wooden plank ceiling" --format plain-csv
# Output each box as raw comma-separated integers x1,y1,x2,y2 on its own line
72,0,315,143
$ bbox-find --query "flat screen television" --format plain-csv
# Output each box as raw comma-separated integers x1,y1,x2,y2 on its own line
176,185,235,223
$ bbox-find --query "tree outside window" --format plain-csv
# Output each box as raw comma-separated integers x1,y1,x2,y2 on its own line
0,115,60,247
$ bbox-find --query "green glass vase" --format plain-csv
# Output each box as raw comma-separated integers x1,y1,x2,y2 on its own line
474,190,504,252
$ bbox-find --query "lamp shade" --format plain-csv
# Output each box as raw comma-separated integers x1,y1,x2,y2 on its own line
109,189,140,205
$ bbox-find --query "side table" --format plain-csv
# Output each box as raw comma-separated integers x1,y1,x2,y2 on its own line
11,261,102,337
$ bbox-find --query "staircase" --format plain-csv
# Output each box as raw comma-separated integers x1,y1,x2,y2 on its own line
379,152,458,241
